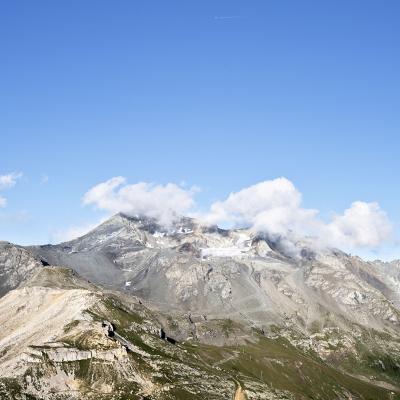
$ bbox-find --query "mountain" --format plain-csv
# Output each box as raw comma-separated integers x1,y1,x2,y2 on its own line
0,267,398,400
1,213,400,399
0,241,44,297
0,267,240,399
29,213,400,333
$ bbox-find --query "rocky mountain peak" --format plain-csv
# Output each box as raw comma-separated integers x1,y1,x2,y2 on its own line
2,216,400,398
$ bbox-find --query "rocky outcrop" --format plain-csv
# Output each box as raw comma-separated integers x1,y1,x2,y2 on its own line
0,265,399,399
26,213,400,336
20,346,128,363
0,241,43,297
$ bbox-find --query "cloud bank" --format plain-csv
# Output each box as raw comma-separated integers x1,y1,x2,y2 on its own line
204,178,392,250
82,176,393,252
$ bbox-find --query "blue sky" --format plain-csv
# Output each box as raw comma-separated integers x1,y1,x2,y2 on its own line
1,1,400,259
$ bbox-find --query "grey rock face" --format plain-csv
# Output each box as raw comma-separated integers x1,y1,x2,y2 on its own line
0,241,43,297
25,213,400,335
2,218,400,399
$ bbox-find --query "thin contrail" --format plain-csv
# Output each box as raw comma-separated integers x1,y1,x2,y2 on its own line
214,16,241,20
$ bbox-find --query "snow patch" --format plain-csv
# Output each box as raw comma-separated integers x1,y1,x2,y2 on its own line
201,247,248,258
153,231,165,238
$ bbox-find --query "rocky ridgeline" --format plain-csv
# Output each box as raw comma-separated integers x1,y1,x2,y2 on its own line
20,346,128,363
1,215,400,398
0,241,43,296
25,213,400,336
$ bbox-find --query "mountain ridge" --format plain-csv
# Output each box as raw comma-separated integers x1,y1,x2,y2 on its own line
2,213,400,398
26,213,400,333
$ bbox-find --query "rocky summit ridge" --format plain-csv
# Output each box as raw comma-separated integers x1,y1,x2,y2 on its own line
1,213,400,399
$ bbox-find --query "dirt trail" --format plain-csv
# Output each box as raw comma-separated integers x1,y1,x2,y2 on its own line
233,382,247,400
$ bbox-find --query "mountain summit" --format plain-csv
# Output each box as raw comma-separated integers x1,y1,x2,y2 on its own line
29,213,400,333
1,213,400,399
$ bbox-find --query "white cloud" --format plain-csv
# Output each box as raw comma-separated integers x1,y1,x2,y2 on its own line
0,172,22,190
203,178,393,251
83,177,196,226
81,176,393,253
204,178,318,235
327,201,392,248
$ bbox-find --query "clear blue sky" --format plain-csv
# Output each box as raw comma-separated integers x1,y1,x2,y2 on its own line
1,1,399,258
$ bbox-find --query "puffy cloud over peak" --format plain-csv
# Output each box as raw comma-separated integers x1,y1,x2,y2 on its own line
82,176,393,252
83,177,196,226
203,178,392,251
204,178,318,236
205,178,300,223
